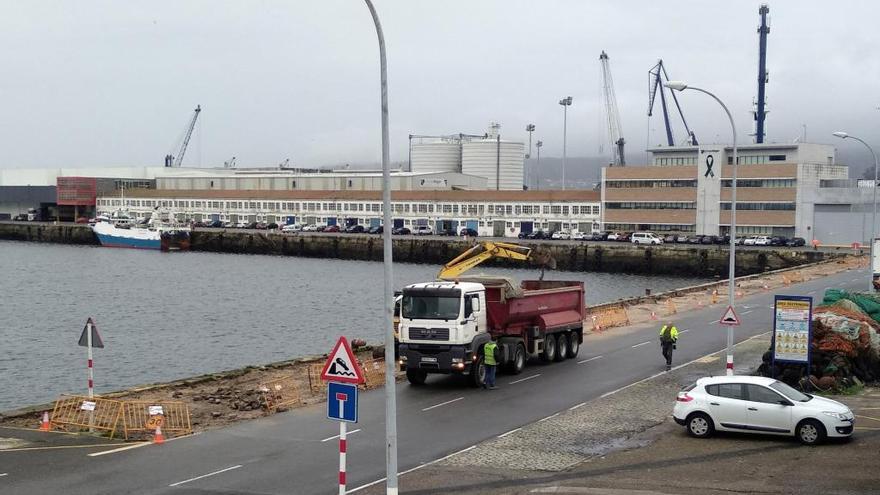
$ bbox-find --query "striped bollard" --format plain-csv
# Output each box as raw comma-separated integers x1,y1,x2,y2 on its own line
338,419,347,495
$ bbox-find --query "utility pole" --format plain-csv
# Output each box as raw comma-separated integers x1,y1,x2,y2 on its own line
754,4,770,143
525,124,535,159
559,97,572,190
535,140,543,190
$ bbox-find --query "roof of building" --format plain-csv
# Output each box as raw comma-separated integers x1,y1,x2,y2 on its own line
117,189,601,202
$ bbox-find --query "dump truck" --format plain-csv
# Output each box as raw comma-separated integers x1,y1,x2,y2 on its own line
397,277,585,386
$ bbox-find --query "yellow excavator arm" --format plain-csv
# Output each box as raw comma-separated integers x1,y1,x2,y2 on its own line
437,241,555,280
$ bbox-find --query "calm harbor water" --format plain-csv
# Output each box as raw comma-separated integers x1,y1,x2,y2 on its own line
0,241,709,411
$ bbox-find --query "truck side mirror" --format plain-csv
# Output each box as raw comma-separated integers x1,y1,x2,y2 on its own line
471,298,480,313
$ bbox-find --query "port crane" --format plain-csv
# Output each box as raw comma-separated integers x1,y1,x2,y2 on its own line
437,241,556,280
223,156,236,168
600,51,625,166
752,4,770,143
164,105,201,167
647,61,697,146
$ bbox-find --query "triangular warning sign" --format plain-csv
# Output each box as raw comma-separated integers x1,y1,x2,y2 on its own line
77,317,105,348
320,336,364,384
719,305,741,326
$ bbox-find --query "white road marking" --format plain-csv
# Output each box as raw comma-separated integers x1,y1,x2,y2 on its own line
577,355,603,364
568,402,586,411
742,310,754,315
807,290,817,295
509,374,541,385
679,329,690,334
321,429,362,442
347,445,477,493
88,442,151,457
631,341,651,348
600,372,665,398
497,428,521,438
168,465,242,487
538,413,560,422
852,278,861,282
421,397,464,411
0,473,7,477
710,319,720,324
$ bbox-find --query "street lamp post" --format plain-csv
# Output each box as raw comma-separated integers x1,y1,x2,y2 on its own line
535,140,543,190
525,124,535,159
666,81,738,376
559,97,572,190
833,131,878,291
363,1,397,493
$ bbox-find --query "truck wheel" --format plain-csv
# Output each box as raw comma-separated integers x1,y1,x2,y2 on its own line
567,332,581,358
555,333,569,361
506,344,526,375
470,356,486,388
540,335,557,362
406,369,427,386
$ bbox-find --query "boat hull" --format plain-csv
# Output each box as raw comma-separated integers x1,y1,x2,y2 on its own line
91,222,190,252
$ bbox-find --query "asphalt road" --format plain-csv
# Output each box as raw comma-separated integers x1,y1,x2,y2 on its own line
0,267,868,494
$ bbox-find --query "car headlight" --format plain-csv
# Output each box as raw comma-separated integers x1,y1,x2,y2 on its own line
822,411,847,421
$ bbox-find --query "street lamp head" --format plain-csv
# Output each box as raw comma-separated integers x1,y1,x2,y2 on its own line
536,140,543,148
559,96,572,106
832,131,849,139
664,81,688,92
526,124,535,132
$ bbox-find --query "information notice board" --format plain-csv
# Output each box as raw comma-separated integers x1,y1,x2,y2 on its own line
772,295,812,364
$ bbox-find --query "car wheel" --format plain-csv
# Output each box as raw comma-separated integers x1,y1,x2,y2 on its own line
506,343,526,375
540,334,557,362
634,240,640,245
554,333,569,361
406,369,427,386
686,412,714,438
796,419,826,445
567,331,581,358
470,356,486,388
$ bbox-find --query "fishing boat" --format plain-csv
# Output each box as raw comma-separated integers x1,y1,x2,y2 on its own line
91,207,190,251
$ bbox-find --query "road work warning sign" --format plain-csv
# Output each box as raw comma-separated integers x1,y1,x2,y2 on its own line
320,336,365,385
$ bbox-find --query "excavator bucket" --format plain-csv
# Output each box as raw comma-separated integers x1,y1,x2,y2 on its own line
529,247,556,270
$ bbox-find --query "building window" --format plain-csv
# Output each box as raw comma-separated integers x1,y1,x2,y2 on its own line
347,179,353,187
769,154,786,161
292,180,297,188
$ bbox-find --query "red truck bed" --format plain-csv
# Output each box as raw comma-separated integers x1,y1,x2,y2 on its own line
481,279,585,336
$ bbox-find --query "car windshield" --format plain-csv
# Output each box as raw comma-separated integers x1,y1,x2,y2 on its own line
769,380,811,402
402,295,460,320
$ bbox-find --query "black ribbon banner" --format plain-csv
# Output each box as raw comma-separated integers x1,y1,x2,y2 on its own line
704,155,715,178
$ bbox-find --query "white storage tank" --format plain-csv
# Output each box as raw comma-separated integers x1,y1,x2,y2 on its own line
410,138,461,173
461,139,524,190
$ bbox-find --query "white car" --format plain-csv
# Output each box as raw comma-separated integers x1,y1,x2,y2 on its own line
754,235,772,246
281,224,301,233
551,230,571,240
606,232,620,241
301,224,319,232
673,375,854,445
413,225,433,235
631,232,663,245
743,235,759,246
571,231,588,241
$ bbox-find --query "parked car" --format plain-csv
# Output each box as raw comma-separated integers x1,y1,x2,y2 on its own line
754,235,772,246
631,232,663,245
281,224,300,233
209,220,224,228
716,235,730,245
571,231,589,241
675,234,689,243
223,221,234,228
734,236,746,245
551,230,571,240
459,228,478,237
606,231,621,241
302,224,319,232
392,226,411,235
436,228,457,236
255,222,268,230
527,230,548,240
266,222,278,230
743,235,759,246
786,237,806,247
594,231,611,241
413,225,433,235
616,232,632,242
368,226,383,234
673,375,853,445
769,236,788,246
701,235,717,245
75,217,89,224
687,235,703,244
344,224,365,233
517,231,531,239
663,234,677,243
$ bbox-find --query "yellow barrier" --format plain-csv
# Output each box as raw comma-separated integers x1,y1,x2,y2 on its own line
359,358,386,389
782,270,805,286
589,306,630,331
665,299,678,316
258,376,303,413
120,401,192,440
307,363,325,395
50,395,123,438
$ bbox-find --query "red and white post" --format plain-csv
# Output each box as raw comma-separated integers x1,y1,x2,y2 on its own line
86,320,95,430
338,418,347,495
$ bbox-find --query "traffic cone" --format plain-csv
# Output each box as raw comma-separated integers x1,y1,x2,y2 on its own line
711,290,718,305
39,411,50,432
736,290,744,297
153,425,165,445
762,283,769,291
650,311,658,320
697,300,704,308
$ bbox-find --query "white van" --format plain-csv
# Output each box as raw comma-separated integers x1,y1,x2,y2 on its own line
631,232,663,245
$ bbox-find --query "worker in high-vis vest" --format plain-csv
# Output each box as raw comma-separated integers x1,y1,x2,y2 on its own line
483,338,500,389
659,321,679,371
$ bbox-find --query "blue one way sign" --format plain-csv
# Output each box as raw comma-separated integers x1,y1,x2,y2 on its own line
327,382,358,423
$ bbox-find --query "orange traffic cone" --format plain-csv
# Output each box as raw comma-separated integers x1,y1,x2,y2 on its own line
650,311,658,320
698,300,704,308
762,283,769,291
39,411,51,432
153,425,165,445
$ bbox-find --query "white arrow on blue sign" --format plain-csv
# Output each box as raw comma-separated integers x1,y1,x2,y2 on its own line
327,382,358,423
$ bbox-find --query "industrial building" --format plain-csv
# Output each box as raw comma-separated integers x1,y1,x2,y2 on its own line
600,142,875,244
99,189,601,237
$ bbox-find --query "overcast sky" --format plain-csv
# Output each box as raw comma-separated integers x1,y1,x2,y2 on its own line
0,0,877,170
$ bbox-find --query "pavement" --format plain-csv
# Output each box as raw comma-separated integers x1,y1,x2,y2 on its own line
0,265,870,494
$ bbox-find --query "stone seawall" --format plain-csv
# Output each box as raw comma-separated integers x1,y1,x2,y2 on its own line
0,222,838,276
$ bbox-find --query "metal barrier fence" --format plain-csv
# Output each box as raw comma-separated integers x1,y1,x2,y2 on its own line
307,363,325,395
50,395,123,438
359,358,386,389
258,375,303,413
589,306,630,331
120,401,192,440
